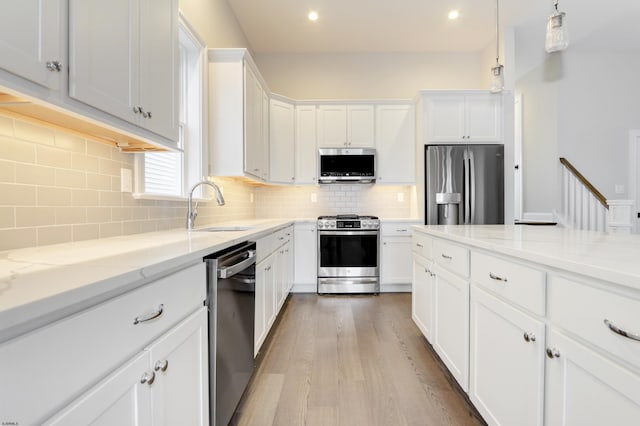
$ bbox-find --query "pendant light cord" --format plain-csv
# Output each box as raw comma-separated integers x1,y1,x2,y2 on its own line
495,0,500,64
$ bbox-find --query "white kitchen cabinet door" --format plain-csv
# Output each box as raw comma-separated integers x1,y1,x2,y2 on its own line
545,329,640,426
464,94,501,142
270,98,295,183
295,105,318,184
318,104,347,147
381,236,412,285
412,255,434,341
432,264,469,391
262,90,270,180
0,0,63,89
375,104,415,184
69,0,178,141
137,0,179,141
470,286,545,426
294,223,317,290
347,104,375,147
69,0,138,123
425,95,466,142
255,253,276,355
244,65,263,179
148,307,209,426
46,352,153,426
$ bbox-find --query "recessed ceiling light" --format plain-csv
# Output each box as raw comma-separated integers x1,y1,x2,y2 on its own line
448,10,459,20
308,11,319,21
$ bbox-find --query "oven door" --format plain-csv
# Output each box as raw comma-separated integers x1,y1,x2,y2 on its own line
317,230,379,277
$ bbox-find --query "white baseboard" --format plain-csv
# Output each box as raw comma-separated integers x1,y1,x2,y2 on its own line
522,212,555,222
291,283,412,293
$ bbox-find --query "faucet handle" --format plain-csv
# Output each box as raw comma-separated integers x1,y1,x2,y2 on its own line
192,201,199,219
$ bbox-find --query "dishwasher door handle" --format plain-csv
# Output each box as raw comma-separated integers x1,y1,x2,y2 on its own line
218,249,256,279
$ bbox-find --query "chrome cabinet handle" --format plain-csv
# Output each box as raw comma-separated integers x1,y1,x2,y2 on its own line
424,268,435,277
133,304,164,325
133,106,142,114
140,370,156,385
546,347,561,359
46,60,62,72
604,319,640,342
142,110,152,119
441,254,452,260
154,359,169,372
415,243,424,248
489,272,508,283
523,332,536,343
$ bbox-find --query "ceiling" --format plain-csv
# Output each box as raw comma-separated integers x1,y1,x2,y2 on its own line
227,0,640,54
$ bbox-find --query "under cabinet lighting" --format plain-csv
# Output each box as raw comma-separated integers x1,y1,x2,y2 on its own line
448,10,459,20
308,11,319,21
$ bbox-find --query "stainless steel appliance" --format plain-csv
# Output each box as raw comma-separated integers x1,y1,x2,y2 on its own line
317,214,380,294
425,144,504,225
318,147,376,184
204,241,257,426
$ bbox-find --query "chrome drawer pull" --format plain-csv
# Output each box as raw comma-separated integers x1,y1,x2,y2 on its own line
415,243,424,248
441,254,452,260
133,304,164,325
489,272,508,283
604,319,640,342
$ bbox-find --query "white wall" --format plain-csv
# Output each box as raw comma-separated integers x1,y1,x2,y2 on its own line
254,52,485,99
179,0,250,49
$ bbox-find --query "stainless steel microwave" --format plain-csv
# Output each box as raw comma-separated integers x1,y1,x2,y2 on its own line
318,148,376,184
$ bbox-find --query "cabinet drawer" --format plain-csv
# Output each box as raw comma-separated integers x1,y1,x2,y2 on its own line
471,251,546,316
382,223,413,236
433,238,469,278
548,275,640,370
257,226,292,262
0,262,205,425
412,232,432,259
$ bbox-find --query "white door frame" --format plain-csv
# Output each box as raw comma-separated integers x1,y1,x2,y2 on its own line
628,130,640,233
514,94,523,221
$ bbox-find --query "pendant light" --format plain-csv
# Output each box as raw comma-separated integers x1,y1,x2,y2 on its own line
545,0,569,52
489,0,504,93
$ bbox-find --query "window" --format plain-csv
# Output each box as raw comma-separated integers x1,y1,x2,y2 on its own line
135,16,206,199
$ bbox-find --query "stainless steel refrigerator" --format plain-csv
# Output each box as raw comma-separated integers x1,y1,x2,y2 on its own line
425,144,504,225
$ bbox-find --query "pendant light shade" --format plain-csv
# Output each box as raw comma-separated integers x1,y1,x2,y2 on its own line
490,0,503,93
545,0,569,52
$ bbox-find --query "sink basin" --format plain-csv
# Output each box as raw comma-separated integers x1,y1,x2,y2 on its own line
194,225,253,232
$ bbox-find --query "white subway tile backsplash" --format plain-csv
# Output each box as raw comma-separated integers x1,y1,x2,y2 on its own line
72,224,100,241
55,169,87,189
55,207,87,225
16,207,55,227
37,225,73,246
0,115,14,137
0,183,37,206
0,207,15,228
37,187,72,206
14,120,55,146
86,141,113,159
54,132,86,153
15,163,55,185
36,145,72,168
0,228,36,251
0,137,36,163
0,160,15,182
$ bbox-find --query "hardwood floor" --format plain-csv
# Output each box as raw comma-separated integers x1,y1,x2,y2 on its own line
233,294,484,426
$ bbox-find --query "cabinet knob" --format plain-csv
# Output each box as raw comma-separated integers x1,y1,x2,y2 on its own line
140,370,156,385
142,110,152,119
546,347,561,359
523,332,536,343
46,61,62,72
133,106,142,114
154,359,169,372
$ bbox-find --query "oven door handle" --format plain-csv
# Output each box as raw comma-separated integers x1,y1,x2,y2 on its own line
317,230,380,236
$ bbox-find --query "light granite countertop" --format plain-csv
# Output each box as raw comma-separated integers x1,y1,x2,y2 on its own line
0,218,295,342
412,225,640,291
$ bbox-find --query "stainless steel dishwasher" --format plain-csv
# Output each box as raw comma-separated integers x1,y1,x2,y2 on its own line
205,241,256,426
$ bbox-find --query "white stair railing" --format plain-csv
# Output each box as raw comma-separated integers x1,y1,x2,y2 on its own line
559,157,608,232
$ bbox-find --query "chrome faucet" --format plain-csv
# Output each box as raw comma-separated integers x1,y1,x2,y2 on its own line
187,180,225,230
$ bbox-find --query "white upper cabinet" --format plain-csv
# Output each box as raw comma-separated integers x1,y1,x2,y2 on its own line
0,0,64,90
424,92,501,143
318,104,374,148
69,0,178,141
375,103,415,184
208,50,268,180
295,105,318,184
269,98,295,183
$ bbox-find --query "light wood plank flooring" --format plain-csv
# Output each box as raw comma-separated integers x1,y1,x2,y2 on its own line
233,294,484,426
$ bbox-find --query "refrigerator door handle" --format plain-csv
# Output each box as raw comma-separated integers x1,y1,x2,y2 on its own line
463,151,470,224
469,150,476,224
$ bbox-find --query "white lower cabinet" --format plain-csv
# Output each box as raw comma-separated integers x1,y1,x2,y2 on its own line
432,264,469,391
412,255,434,340
545,329,640,426
293,222,317,291
255,225,293,356
46,307,209,425
470,286,545,426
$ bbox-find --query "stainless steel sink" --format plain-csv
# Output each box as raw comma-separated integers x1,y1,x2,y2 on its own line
194,225,253,232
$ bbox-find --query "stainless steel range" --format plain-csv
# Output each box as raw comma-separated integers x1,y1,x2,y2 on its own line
317,214,380,294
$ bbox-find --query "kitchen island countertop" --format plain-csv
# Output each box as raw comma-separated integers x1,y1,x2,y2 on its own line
413,225,640,291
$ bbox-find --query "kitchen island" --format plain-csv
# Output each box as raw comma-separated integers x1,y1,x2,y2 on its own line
411,224,640,426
